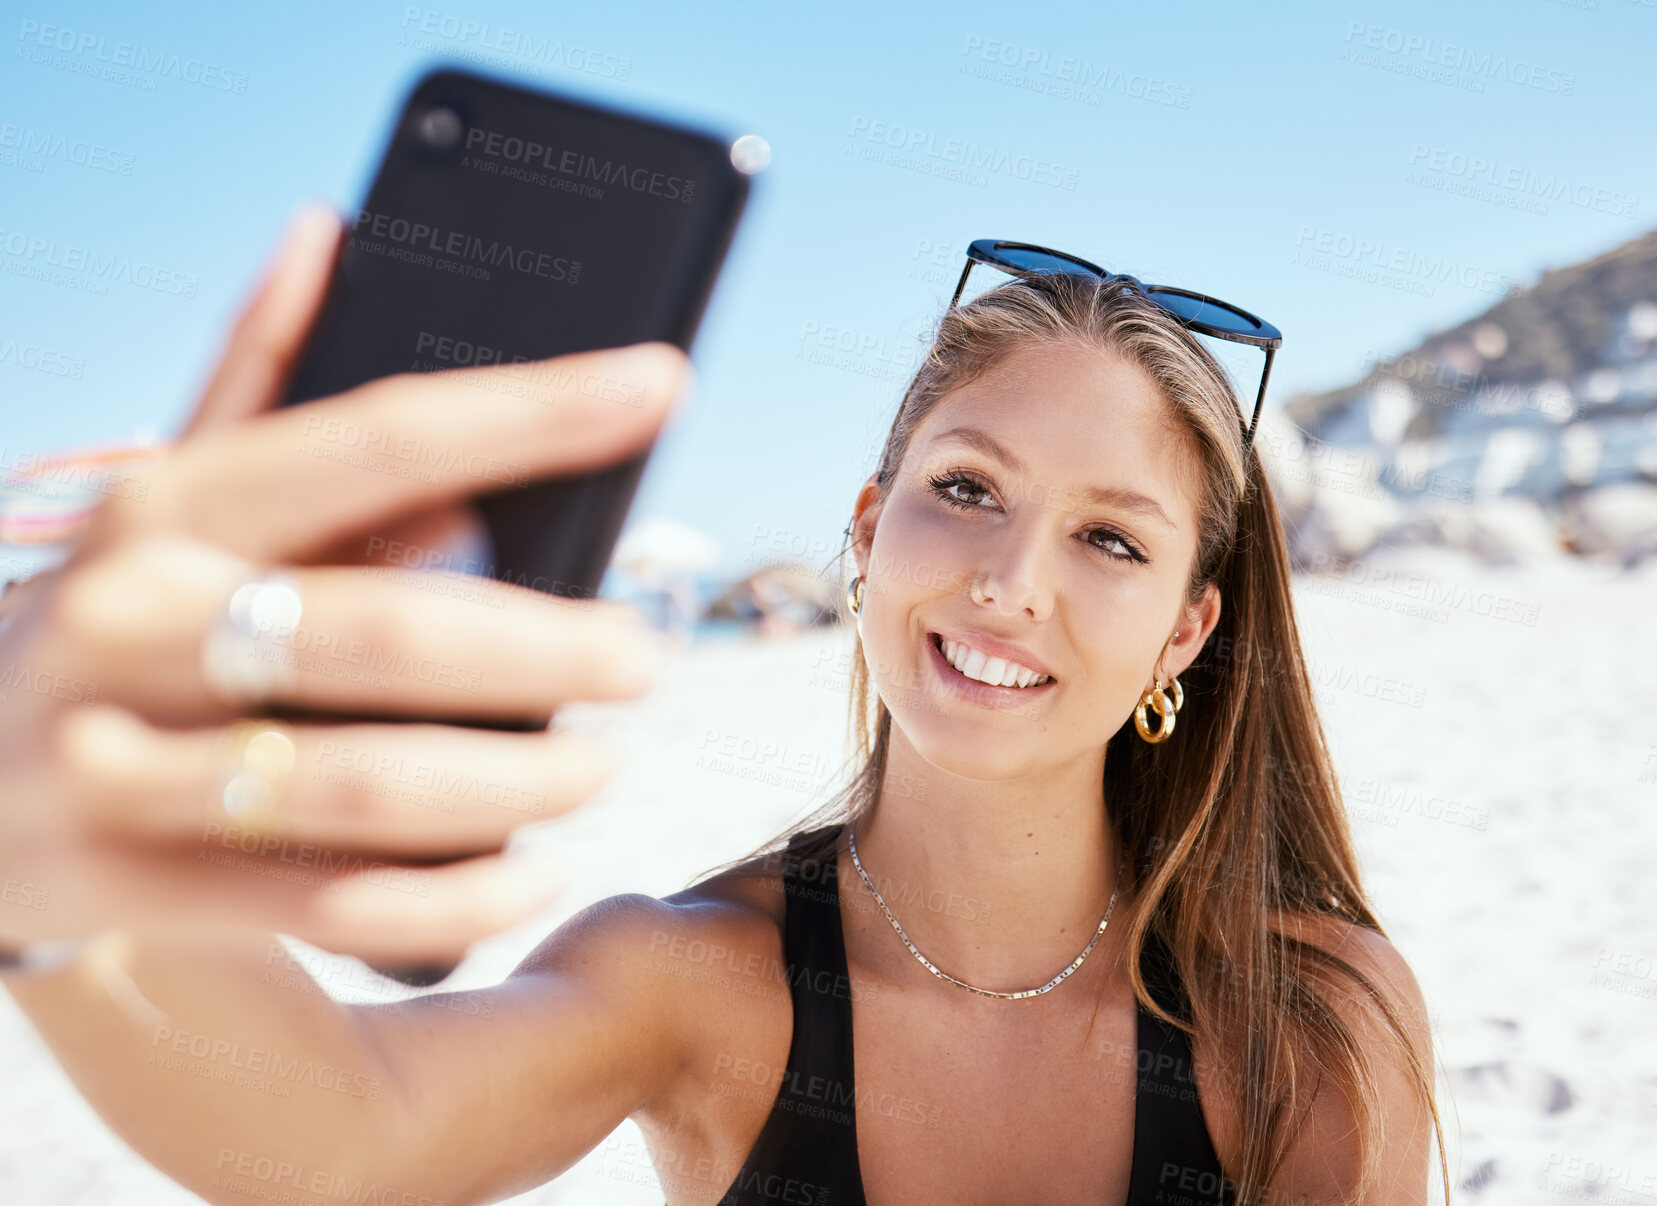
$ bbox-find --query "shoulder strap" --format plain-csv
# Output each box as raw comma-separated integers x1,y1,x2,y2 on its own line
776,824,859,1090
718,824,866,1206
1126,932,1235,1205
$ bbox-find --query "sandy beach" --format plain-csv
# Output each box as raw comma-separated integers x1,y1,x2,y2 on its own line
3,544,1654,1205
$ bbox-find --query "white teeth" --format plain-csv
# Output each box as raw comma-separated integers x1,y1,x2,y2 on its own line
937,636,1050,688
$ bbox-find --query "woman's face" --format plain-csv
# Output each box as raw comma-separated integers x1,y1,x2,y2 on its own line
849,338,1223,780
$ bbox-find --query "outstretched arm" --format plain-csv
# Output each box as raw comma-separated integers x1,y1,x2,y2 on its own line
5,891,695,1206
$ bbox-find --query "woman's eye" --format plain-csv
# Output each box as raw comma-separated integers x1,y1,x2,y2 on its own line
928,471,1146,565
1088,529,1137,560
928,472,992,509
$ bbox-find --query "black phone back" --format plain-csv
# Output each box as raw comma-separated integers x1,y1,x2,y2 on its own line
270,69,752,985
278,66,751,601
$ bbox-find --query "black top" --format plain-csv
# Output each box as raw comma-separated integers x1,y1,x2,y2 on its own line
709,824,1236,1206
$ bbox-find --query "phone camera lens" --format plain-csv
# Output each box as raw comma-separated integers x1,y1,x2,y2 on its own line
417,106,464,151
730,134,771,175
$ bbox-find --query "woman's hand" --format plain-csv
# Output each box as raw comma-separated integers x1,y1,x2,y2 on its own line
0,204,692,967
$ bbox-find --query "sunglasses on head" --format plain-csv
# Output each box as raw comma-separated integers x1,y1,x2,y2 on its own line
948,239,1283,454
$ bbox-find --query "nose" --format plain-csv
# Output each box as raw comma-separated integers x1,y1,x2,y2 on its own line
967,528,1054,623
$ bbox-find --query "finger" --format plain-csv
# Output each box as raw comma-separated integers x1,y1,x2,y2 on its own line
306,501,489,570
59,706,617,853
108,342,691,563
290,851,570,964
179,204,343,439
52,549,668,726
82,844,570,965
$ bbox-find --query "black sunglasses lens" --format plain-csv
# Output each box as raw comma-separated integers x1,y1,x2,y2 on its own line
968,243,1278,346
989,245,1095,276
1148,289,1264,337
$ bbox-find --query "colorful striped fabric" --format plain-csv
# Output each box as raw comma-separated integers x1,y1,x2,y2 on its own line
0,442,164,546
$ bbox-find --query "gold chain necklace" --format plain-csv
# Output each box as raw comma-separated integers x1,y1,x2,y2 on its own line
845,823,1126,1001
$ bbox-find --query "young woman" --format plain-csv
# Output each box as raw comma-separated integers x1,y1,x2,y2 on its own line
0,210,1448,1206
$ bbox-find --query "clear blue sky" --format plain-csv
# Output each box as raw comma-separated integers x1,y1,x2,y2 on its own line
3,0,1653,580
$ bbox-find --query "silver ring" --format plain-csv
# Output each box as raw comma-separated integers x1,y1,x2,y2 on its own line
200,570,305,707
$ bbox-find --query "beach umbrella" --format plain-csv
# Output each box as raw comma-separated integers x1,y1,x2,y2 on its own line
612,516,721,589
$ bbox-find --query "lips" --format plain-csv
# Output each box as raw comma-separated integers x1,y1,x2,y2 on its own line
924,630,1058,708
928,627,1056,681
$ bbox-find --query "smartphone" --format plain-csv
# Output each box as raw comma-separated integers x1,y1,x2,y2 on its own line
277,65,756,721
273,66,758,984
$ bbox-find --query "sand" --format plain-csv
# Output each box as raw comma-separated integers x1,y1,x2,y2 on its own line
3,545,1654,1204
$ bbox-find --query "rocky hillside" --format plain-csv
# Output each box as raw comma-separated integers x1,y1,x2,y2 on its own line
1269,226,1657,570
1286,229,1657,442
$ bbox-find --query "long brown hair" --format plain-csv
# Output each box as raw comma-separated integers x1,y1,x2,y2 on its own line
690,270,1452,1206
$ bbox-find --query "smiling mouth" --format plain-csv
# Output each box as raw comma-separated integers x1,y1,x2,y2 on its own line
928,632,1056,690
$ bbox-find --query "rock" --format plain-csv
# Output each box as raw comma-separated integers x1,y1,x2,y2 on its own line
1380,495,1566,565
1256,409,1319,516
1562,482,1657,563
1296,481,1403,566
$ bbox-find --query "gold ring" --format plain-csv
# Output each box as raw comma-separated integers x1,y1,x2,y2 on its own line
218,720,296,830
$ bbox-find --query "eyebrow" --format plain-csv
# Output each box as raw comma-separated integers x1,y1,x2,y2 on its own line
929,425,1177,530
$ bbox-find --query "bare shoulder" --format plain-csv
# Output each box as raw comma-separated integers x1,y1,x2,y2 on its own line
1265,909,1437,1203
512,851,789,985
512,850,797,1139
342,855,796,1202
1270,909,1430,1038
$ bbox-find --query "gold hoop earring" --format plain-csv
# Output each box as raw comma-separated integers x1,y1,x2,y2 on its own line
847,575,865,616
1134,675,1185,744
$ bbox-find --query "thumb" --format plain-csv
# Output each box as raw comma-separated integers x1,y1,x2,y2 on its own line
179,203,342,440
